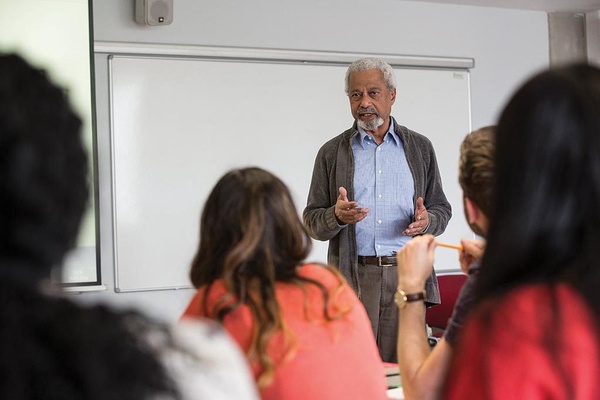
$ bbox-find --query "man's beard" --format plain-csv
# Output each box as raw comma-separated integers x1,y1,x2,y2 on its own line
357,116,384,131
357,108,384,131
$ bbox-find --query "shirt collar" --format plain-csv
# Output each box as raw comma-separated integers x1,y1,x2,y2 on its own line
355,118,400,148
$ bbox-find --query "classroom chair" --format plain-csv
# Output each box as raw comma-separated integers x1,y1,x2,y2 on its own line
426,272,468,342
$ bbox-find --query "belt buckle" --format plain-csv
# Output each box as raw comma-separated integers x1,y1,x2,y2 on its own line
379,257,392,267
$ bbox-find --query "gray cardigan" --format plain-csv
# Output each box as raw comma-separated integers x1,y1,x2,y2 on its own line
303,118,451,305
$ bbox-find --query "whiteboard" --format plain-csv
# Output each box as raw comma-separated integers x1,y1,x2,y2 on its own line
108,54,472,292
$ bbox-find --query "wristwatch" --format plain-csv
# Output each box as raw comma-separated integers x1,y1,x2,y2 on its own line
394,289,426,309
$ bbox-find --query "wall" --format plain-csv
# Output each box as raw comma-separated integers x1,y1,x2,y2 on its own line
548,12,587,65
77,0,549,322
588,10,600,65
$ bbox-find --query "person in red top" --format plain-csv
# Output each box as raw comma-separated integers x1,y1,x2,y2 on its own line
181,167,389,400
399,64,600,399
444,283,599,399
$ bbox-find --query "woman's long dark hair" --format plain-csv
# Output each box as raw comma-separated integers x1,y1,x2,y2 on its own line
189,167,349,388
474,64,600,397
478,64,600,311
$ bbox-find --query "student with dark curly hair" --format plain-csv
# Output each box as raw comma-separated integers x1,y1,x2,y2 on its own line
0,53,258,400
182,167,389,400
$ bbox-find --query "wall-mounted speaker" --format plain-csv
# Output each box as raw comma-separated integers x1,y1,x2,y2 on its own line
135,0,173,26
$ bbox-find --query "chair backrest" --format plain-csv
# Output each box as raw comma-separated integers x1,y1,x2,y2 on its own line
426,273,468,333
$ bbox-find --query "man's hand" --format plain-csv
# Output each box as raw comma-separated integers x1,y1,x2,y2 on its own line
458,239,485,274
403,197,429,236
334,186,369,224
396,234,436,292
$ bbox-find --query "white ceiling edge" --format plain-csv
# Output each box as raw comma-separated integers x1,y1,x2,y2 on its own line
399,0,600,13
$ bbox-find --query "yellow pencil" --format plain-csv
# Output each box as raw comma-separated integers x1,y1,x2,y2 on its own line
437,242,463,251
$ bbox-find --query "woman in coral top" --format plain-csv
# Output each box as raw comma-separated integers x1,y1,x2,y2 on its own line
438,64,600,398
182,167,389,400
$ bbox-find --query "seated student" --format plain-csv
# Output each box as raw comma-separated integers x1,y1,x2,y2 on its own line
0,53,258,400
181,167,389,400
394,126,494,400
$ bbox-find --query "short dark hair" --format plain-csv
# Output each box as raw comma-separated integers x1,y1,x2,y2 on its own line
0,53,89,280
458,126,495,218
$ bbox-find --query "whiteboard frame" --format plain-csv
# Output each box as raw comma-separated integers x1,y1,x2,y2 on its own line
97,41,474,69
105,45,473,292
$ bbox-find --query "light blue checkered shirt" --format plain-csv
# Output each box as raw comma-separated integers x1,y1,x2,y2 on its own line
352,120,415,256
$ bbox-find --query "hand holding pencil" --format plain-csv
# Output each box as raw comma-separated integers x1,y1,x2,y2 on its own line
435,239,485,275
458,239,486,274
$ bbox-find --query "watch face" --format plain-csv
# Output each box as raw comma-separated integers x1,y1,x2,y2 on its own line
395,290,426,309
394,290,408,309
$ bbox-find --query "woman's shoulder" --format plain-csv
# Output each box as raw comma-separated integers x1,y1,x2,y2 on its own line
488,283,589,317
474,283,597,343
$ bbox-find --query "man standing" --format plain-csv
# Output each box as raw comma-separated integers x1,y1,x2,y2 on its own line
303,58,451,362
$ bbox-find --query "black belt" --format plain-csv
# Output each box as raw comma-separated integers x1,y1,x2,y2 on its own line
357,255,397,266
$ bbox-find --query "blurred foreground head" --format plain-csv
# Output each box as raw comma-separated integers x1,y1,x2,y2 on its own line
0,54,88,284
482,63,600,303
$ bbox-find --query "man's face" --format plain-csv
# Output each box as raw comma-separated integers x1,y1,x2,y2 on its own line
347,69,396,132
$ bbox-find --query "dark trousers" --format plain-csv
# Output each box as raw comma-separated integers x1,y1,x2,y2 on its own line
357,261,399,363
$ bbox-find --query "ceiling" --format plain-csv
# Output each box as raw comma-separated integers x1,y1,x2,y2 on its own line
401,0,600,12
